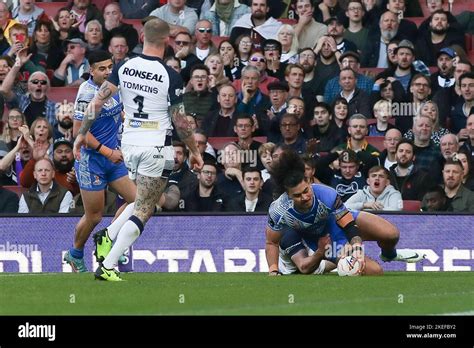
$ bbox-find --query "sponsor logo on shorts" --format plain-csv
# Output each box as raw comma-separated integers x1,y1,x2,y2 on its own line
127,120,160,129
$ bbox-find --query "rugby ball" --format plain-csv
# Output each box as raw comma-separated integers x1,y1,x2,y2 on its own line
337,255,361,276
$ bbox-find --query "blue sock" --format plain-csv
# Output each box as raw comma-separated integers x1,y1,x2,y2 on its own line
382,248,397,259
70,248,84,259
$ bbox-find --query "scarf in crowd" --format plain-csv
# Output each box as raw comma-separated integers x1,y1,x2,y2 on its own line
215,0,234,24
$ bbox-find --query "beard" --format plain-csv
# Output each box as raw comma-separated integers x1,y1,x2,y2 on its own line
252,12,266,20
54,158,74,173
381,29,397,41
59,118,73,129
431,27,448,35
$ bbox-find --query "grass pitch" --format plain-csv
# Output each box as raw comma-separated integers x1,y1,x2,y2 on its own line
0,272,472,315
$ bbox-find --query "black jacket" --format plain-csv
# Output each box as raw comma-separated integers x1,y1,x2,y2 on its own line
389,164,436,200
181,185,227,212
226,191,273,212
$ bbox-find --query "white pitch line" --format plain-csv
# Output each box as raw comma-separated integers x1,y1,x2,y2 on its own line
438,310,474,316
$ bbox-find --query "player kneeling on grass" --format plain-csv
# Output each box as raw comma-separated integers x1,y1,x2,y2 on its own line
265,150,426,276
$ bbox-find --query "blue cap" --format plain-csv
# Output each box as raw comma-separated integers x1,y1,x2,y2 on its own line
437,47,456,59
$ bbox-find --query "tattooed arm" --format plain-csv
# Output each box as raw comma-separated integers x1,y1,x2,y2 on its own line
170,102,203,171
73,81,117,159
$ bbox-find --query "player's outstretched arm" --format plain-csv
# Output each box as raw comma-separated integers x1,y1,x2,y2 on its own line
265,227,282,276
73,81,118,159
170,102,203,171
292,234,331,274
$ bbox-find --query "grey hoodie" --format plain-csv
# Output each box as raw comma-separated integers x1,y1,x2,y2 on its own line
345,184,403,211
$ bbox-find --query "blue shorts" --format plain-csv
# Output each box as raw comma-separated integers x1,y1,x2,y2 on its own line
75,149,128,191
302,210,360,263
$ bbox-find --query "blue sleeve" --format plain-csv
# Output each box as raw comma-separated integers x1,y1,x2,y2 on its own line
267,200,284,232
313,184,351,220
166,65,184,106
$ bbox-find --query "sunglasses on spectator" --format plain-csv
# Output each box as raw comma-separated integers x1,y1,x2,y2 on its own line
250,57,266,63
31,79,47,85
175,40,190,46
197,28,212,33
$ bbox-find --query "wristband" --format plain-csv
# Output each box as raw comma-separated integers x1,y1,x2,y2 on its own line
95,143,103,152
269,270,282,275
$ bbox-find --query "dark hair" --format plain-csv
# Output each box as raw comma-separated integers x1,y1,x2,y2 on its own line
314,101,331,114
431,9,448,19
395,138,415,152
271,149,305,196
457,147,474,179
172,140,188,156
262,39,282,55
444,157,464,171
234,113,254,126
88,50,112,66
242,165,262,179
338,149,358,164
368,165,390,178
190,64,210,76
202,160,218,171
459,72,474,85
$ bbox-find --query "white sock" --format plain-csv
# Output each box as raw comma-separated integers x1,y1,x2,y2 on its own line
103,220,141,269
107,202,135,241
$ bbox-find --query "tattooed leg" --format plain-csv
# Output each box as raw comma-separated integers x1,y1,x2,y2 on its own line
101,174,168,269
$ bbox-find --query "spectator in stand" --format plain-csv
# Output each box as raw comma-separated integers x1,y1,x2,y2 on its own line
258,141,274,183
149,0,198,37
455,149,474,191
203,83,237,137
226,165,272,212
324,50,374,104
233,113,263,168
404,101,449,146
28,20,64,76
337,67,372,118
173,31,201,84
0,133,26,184
302,154,321,184
421,185,448,212
235,34,253,67
119,0,159,19
262,39,288,81
52,38,89,87
18,157,73,214
0,50,56,127
0,2,18,49
0,108,27,150
108,34,130,66
430,47,456,95
343,0,370,55
442,158,474,212
102,2,139,51
233,51,277,95
84,20,104,53
285,63,315,122
52,7,78,43
293,0,328,51
0,185,19,213
165,55,182,74
326,16,357,56
218,40,242,81
277,113,307,155
451,73,474,135
309,101,344,152
205,54,230,89
12,0,46,37
180,161,227,212
314,36,340,97
192,20,217,63
411,114,444,182
439,133,459,160
389,139,436,200
415,10,465,67
229,0,281,51
67,0,103,34
346,165,403,211
313,0,345,24
433,59,472,127
168,140,198,198
52,102,73,140
299,47,323,99
380,128,402,170
331,97,349,138
330,149,367,201
183,64,217,128
333,114,380,170
368,99,395,136
385,0,418,40
362,11,405,68
277,24,299,65
201,0,250,37
191,129,217,165
418,0,463,38
216,141,245,197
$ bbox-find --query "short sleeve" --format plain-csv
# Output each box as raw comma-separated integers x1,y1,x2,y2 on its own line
166,66,184,107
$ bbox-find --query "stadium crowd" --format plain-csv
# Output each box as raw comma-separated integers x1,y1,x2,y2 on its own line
0,0,473,214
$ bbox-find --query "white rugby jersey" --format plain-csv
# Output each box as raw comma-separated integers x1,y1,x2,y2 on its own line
108,54,184,147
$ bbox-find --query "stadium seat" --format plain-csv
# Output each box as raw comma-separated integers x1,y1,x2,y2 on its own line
406,17,425,27
48,87,79,105
366,118,395,126
278,18,297,25
468,51,474,64
366,136,385,151
208,136,267,150
3,185,28,198
402,200,421,212
36,1,68,19
465,34,473,52
122,19,143,34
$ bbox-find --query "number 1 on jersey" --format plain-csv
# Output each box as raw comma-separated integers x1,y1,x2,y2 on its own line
133,95,149,119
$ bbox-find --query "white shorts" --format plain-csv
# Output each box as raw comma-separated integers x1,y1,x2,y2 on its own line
122,144,175,180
